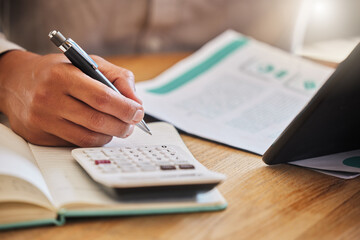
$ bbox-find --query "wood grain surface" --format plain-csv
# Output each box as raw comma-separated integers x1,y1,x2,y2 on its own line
1,53,359,240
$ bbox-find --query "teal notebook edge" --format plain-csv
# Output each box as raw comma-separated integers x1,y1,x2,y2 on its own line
60,202,228,217
0,215,65,231
0,202,227,230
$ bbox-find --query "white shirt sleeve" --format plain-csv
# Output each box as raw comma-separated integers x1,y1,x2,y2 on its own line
0,32,24,54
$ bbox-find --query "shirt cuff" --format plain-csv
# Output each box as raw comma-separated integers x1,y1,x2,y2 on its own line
0,33,25,54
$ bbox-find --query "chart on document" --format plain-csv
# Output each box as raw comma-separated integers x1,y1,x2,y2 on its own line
136,30,334,155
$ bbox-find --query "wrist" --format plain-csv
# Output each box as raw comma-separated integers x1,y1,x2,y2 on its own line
0,50,39,114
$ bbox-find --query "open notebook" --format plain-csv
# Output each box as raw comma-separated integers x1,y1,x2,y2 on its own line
0,121,226,230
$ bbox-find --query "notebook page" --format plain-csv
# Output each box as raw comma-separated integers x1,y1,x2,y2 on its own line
0,124,54,209
28,122,195,208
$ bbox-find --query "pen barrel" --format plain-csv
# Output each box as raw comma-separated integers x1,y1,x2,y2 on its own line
64,48,118,93
65,48,97,78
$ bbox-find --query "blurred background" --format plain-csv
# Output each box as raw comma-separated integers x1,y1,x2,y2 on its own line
1,0,359,62
293,0,360,63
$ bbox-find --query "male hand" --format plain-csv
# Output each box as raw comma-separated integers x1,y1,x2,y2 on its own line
0,50,144,147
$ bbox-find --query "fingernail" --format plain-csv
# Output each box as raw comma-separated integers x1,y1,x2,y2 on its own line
132,109,144,122
125,125,135,137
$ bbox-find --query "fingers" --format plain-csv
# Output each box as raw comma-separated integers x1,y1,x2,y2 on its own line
16,102,114,147
20,109,116,147
91,55,143,104
65,69,145,125
3,52,140,148
10,119,74,147
56,119,113,147
59,95,134,138
42,118,113,147
28,133,75,147
39,56,141,145
112,70,143,105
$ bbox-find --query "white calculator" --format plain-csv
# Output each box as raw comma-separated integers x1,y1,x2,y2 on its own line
72,145,225,192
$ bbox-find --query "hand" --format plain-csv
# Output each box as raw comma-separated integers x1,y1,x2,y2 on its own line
0,50,144,147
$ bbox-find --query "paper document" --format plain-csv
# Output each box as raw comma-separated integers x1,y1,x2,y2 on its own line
290,150,360,179
137,30,334,154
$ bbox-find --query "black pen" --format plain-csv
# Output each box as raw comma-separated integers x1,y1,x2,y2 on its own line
48,30,151,135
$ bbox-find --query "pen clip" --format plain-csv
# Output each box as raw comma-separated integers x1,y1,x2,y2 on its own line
67,39,98,70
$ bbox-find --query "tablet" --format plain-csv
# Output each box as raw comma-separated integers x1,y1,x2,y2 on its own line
263,43,360,165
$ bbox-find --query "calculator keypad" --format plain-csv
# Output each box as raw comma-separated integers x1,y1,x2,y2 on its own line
83,145,195,174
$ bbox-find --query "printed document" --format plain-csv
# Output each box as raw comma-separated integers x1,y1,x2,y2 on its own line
136,30,334,155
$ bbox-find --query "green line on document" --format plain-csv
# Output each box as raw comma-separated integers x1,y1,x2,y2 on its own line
147,38,249,94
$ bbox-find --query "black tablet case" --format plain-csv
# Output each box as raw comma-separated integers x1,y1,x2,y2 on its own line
263,43,360,164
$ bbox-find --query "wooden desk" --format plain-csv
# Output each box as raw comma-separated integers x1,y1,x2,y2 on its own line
1,53,360,240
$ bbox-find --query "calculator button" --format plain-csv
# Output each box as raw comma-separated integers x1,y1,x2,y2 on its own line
117,162,136,167
160,165,176,170
98,163,116,170
179,164,195,170
120,166,140,172
110,155,129,160
140,166,157,172
104,152,121,157
84,149,102,154
112,154,127,158
155,161,173,166
113,160,133,165
110,157,129,162
102,149,118,156
137,162,153,167
89,154,109,160
135,158,151,163
95,160,111,165
173,158,190,163
101,168,118,174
